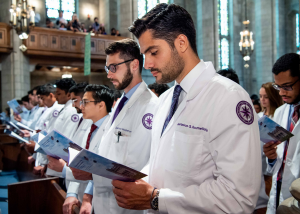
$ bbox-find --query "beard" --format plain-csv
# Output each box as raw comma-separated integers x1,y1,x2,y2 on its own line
110,67,133,90
75,107,82,114
151,48,185,84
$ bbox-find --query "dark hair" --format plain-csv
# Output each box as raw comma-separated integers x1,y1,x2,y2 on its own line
251,94,259,100
253,99,262,112
112,90,122,101
69,82,89,98
21,95,30,103
105,38,144,73
32,85,41,93
17,100,22,105
28,89,34,95
94,17,98,21
272,53,299,77
129,3,198,56
84,84,114,113
148,83,170,96
217,68,240,84
55,78,76,94
39,83,57,96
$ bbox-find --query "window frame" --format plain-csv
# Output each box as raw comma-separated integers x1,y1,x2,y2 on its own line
45,0,77,21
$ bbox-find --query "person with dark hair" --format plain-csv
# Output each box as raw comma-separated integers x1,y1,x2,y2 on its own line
112,90,122,108
148,82,170,97
253,99,262,114
111,28,116,36
251,94,260,103
72,39,158,214
92,17,100,32
69,82,89,114
112,3,261,214
262,53,300,214
14,99,30,122
217,68,240,84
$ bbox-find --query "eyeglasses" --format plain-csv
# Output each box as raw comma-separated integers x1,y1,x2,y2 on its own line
104,59,135,74
71,99,78,105
272,79,300,91
80,100,101,107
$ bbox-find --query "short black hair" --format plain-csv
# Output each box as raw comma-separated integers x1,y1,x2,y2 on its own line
17,100,22,105
39,83,57,96
272,53,299,77
253,99,262,112
84,84,114,113
250,94,259,100
129,3,198,56
112,90,122,101
105,38,144,73
148,83,170,96
28,89,34,95
217,68,240,84
32,85,41,93
55,78,76,94
94,17,98,21
69,82,89,98
21,95,30,103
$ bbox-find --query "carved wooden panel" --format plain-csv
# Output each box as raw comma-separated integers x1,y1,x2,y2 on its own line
40,34,48,48
60,36,69,50
80,38,84,51
50,35,59,49
97,40,105,54
91,40,96,53
28,33,38,48
0,29,4,45
70,37,81,52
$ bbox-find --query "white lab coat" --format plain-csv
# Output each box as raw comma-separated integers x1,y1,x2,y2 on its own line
21,105,44,129
44,100,80,177
266,103,300,214
148,61,261,214
92,81,159,214
66,116,109,202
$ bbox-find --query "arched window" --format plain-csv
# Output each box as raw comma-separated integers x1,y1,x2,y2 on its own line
218,0,230,69
296,13,300,54
46,0,76,21
138,0,169,18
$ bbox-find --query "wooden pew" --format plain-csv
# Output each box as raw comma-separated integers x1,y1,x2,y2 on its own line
8,177,80,214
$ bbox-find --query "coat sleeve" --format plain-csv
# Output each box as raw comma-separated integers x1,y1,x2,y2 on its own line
158,90,262,214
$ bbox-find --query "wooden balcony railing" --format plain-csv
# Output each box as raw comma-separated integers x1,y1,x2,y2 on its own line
0,22,12,53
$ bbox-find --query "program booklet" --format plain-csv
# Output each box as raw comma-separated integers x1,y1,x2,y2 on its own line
68,146,147,182
37,130,76,161
5,121,25,134
4,129,30,144
33,131,47,155
15,122,35,132
258,116,294,143
7,99,23,114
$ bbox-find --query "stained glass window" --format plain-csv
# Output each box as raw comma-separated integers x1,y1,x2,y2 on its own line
138,0,169,18
46,0,76,20
296,13,300,54
218,0,230,69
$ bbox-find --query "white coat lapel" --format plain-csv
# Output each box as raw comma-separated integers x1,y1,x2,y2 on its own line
89,115,110,152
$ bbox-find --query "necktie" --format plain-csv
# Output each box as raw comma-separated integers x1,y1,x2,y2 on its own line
111,96,128,124
276,104,300,195
86,124,98,150
161,85,182,136
76,117,84,131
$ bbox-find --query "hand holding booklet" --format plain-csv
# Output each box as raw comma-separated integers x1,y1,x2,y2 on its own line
258,115,294,143
4,129,30,144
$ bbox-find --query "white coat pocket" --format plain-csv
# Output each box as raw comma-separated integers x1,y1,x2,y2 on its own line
166,131,204,176
110,134,130,163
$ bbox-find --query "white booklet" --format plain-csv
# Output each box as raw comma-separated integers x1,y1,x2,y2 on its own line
15,122,35,132
68,146,147,182
258,115,294,143
33,131,47,155
5,121,25,134
7,99,23,114
4,129,30,144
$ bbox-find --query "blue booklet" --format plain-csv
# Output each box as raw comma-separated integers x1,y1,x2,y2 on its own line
68,146,147,182
7,99,23,114
4,129,30,144
33,131,48,155
5,121,25,134
258,116,294,143
37,130,75,161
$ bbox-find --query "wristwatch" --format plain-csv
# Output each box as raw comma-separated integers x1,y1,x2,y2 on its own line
151,189,160,211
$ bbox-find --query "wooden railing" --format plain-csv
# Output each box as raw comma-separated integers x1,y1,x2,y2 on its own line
23,27,127,59
0,22,12,53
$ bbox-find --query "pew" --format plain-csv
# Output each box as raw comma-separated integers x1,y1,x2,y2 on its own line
8,177,80,214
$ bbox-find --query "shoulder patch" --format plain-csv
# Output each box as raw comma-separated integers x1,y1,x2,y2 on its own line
236,101,254,125
71,114,79,122
142,113,153,130
52,110,59,118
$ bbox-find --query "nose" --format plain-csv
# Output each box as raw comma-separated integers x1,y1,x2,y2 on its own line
107,70,113,79
279,88,287,96
144,56,153,70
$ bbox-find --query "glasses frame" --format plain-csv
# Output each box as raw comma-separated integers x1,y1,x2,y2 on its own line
80,100,101,107
104,59,135,74
272,78,300,91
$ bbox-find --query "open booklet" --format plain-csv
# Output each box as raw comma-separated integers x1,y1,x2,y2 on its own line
68,146,147,182
33,131,47,155
15,122,35,132
258,115,294,143
7,99,23,114
4,129,30,144
5,121,25,134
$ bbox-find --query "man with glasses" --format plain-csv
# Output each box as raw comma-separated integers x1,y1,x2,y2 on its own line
71,38,158,214
262,53,300,214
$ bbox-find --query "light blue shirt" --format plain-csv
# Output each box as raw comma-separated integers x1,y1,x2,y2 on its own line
84,83,142,196
66,115,108,198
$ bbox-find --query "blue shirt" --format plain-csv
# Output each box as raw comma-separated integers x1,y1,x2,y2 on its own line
66,115,108,198
84,83,142,196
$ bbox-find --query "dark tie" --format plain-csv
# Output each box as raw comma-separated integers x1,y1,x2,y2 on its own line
111,96,128,124
161,85,182,136
76,117,84,131
86,124,98,149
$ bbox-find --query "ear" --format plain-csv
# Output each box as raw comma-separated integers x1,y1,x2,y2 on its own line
131,59,140,74
175,34,188,53
67,92,71,99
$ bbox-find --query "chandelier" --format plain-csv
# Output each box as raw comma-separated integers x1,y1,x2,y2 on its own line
239,0,254,67
9,0,35,40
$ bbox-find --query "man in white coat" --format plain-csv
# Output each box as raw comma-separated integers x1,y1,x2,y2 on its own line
71,39,158,214
262,53,300,214
111,4,261,214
